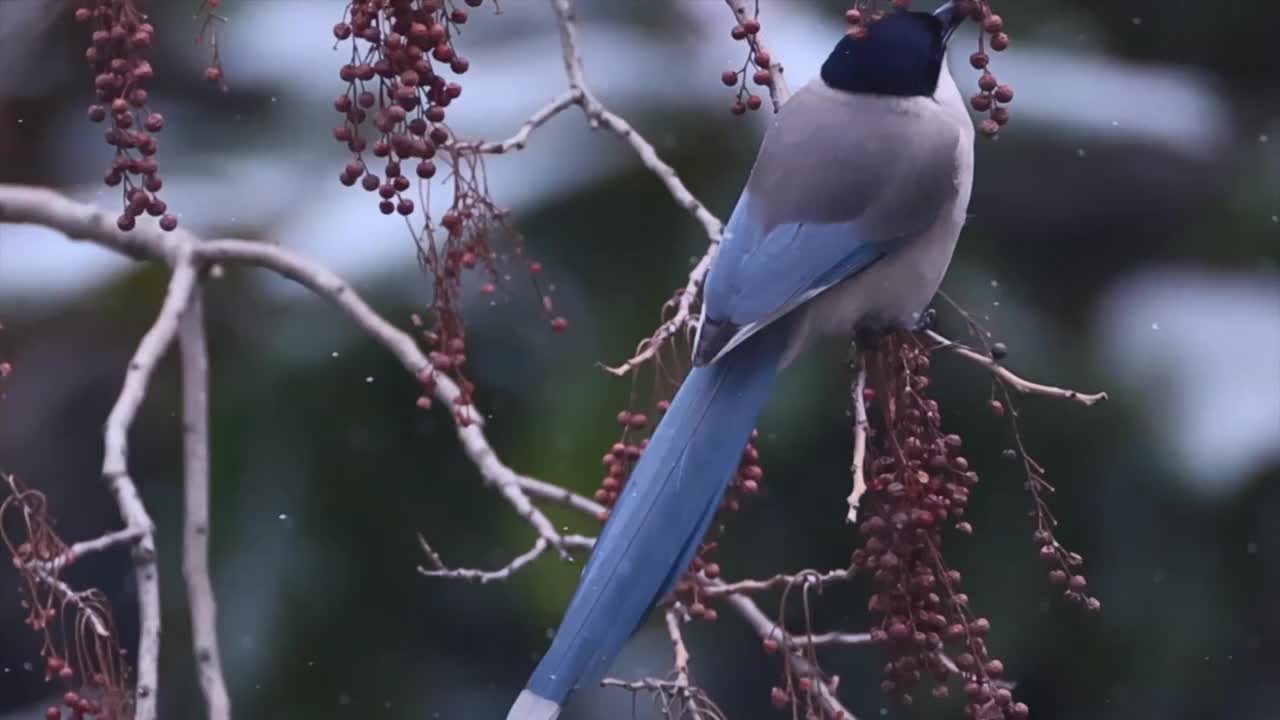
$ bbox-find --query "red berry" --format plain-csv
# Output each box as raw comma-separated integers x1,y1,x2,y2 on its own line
720,70,737,86
550,316,568,333
994,84,1014,103
970,52,989,69
159,214,178,231
990,32,1010,51
742,19,761,34
746,95,763,111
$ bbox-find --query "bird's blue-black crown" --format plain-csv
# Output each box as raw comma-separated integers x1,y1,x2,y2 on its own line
821,11,951,98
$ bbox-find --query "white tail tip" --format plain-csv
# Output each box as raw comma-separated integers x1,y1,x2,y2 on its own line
506,690,561,720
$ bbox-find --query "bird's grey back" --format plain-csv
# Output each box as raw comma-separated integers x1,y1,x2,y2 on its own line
744,79,968,241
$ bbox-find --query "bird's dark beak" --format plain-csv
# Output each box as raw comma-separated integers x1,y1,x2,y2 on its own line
932,1,967,44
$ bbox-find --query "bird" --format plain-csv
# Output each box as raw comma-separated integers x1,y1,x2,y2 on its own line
507,3,974,718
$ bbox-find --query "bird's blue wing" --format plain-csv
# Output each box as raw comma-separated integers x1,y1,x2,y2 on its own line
698,191,904,363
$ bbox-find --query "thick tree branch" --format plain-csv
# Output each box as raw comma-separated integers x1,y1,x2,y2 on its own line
0,184,576,710
98,253,199,720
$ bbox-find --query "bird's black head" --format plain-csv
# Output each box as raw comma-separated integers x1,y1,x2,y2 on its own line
821,2,966,98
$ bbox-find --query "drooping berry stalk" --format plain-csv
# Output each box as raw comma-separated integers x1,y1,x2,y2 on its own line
853,334,1029,718
844,0,1016,137
1,476,132,720
74,1,176,232
331,0,565,424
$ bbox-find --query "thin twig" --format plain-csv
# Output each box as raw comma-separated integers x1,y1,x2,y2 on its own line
179,288,231,720
924,330,1108,406
417,533,594,584
599,609,718,720
548,0,723,247
454,90,581,155
700,568,852,598
847,366,869,524
723,593,856,720
30,526,148,575
602,0,794,376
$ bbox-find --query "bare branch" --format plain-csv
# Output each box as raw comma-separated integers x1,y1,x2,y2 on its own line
723,593,856,720
179,290,231,720
30,526,148,575
0,184,580,707
455,89,581,155
666,608,693,689
99,253,199,720
548,0,723,247
515,474,606,516
700,568,852,598
846,366,869,524
418,534,592,584
924,330,1109,406
601,608,722,720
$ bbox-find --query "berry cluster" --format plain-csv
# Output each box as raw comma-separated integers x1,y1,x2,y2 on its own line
331,0,476,205
719,16,770,114
2,477,131,720
196,0,228,89
844,1,1015,137
593,401,764,620
853,335,1027,718
331,0,565,417
73,1,176,232
957,1,1014,137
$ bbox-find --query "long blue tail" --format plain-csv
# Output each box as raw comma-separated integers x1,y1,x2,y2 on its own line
506,326,787,720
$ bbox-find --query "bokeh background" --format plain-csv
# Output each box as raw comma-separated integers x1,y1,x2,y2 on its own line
1,1,1277,718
